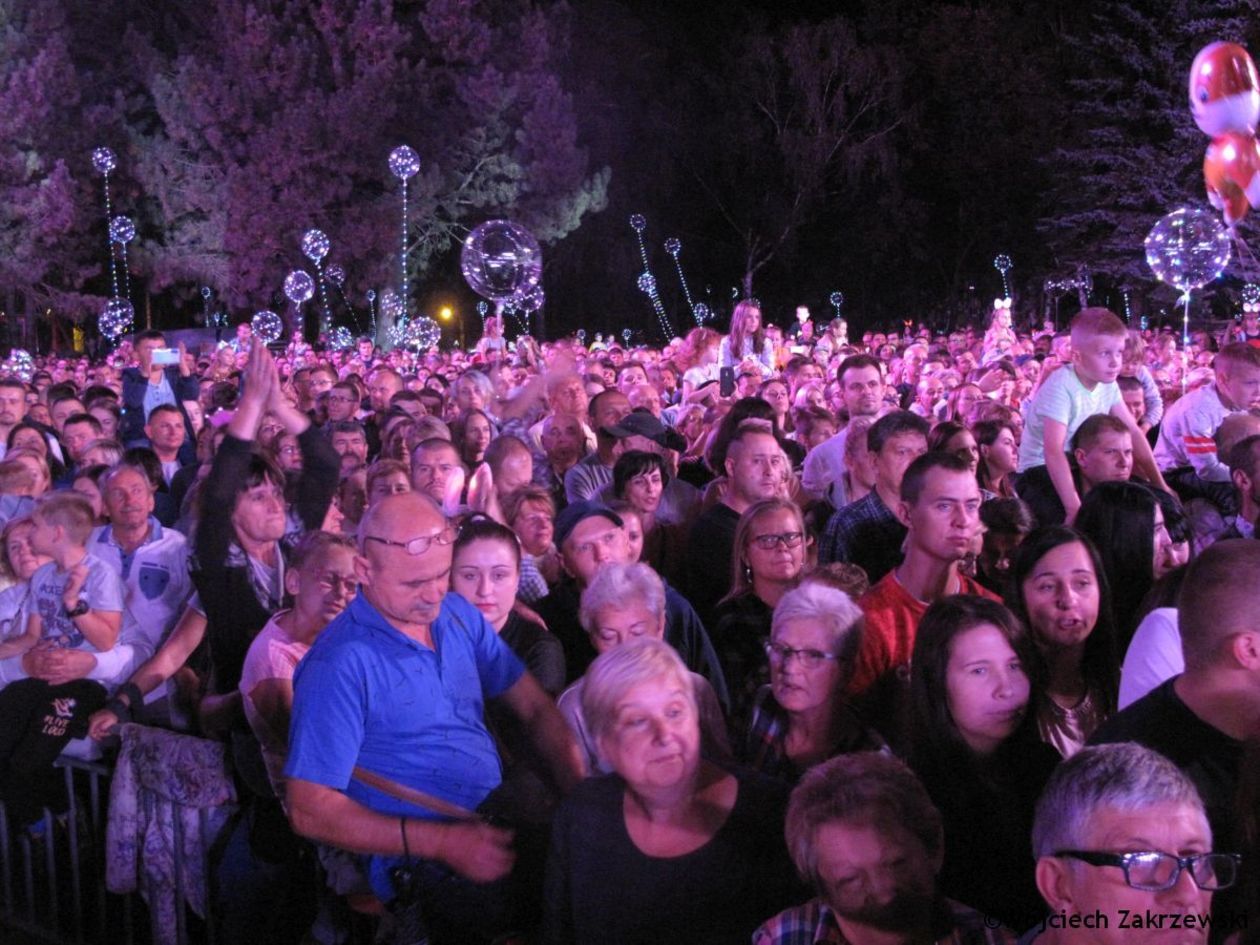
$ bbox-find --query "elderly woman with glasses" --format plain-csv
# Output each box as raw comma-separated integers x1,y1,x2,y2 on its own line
545,638,802,945
711,498,810,731
740,583,885,784
558,562,728,776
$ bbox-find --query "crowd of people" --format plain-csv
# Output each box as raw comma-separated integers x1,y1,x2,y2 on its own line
0,298,1257,945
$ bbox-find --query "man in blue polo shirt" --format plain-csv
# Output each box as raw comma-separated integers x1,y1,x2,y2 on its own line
285,491,582,942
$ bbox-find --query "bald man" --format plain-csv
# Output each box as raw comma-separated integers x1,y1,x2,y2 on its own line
284,492,582,939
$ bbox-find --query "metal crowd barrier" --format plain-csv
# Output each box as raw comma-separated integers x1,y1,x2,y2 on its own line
0,753,379,945
0,754,216,945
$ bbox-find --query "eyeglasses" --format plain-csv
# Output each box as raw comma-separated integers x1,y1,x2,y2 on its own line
751,530,804,551
1054,850,1240,892
764,640,841,670
362,527,456,556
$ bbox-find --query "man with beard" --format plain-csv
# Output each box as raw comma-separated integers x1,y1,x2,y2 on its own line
755,752,1014,945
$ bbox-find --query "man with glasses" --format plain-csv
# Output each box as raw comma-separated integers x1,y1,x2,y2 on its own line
1031,743,1238,945
285,491,583,943
852,451,995,710
1090,539,1260,931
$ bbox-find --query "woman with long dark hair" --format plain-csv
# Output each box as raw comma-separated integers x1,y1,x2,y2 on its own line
906,595,1059,932
718,300,774,374
1073,481,1175,647
1007,526,1119,756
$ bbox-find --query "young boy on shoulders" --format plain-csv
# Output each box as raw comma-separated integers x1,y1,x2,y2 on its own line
1015,308,1168,526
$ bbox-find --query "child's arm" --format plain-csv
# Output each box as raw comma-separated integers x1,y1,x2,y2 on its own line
1043,418,1082,523
1111,402,1170,493
0,611,42,659
63,562,122,651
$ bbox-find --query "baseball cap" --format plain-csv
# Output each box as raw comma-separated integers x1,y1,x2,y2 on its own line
554,501,624,549
601,410,687,453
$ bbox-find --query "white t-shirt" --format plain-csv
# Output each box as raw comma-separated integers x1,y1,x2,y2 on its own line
1018,365,1122,472
1119,607,1183,709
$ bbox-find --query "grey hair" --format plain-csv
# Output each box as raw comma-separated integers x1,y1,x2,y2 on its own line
771,583,864,665
1031,743,1207,859
578,562,666,637
581,638,695,745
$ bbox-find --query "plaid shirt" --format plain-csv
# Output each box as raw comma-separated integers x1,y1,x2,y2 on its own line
742,686,889,783
754,897,1017,945
817,490,906,584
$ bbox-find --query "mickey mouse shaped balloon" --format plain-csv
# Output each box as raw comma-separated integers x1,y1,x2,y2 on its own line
1190,42,1260,137
1204,132,1260,225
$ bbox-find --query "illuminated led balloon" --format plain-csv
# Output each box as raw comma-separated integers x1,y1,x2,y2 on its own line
829,292,845,308
4,349,33,382
109,216,135,244
693,303,712,323
577,329,587,344
328,326,354,351
406,317,441,350
629,214,646,232
380,289,405,321
994,254,1012,273
1244,283,1260,304
621,329,632,344
284,270,315,304
325,264,345,287
389,145,421,180
460,220,543,303
1189,42,1260,137
91,147,116,175
201,286,212,300
637,272,656,294
251,309,283,344
301,229,330,262
99,298,134,339
1144,207,1232,292
664,238,681,256
517,285,545,313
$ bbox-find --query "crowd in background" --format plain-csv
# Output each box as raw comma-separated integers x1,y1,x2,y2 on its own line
0,297,1257,945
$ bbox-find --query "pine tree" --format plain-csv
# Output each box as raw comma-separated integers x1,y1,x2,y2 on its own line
1038,0,1260,290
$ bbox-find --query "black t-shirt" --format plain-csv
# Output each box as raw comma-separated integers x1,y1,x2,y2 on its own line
543,766,803,945
685,502,742,626
1089,676,1243,850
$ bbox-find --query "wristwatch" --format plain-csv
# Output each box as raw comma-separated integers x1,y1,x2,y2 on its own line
65,599,90,619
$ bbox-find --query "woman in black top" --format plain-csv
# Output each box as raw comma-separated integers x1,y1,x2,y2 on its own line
906,595,1059,933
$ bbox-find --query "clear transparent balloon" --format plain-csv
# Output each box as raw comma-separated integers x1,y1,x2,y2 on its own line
284,270,316,304
109,216,136,244
629,214,646,232
637,272,656,294
1144,208,1232,292
252,310,284,344
325,264,346,287
406,317,441,350
380,289,405,321
665,238,681,256
328,326,354,350
459,220,543,303
389,145,421,180
91,147,116,175
4,350,34,382
829,292,845,308
301,229,330,262
100,299,134,339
